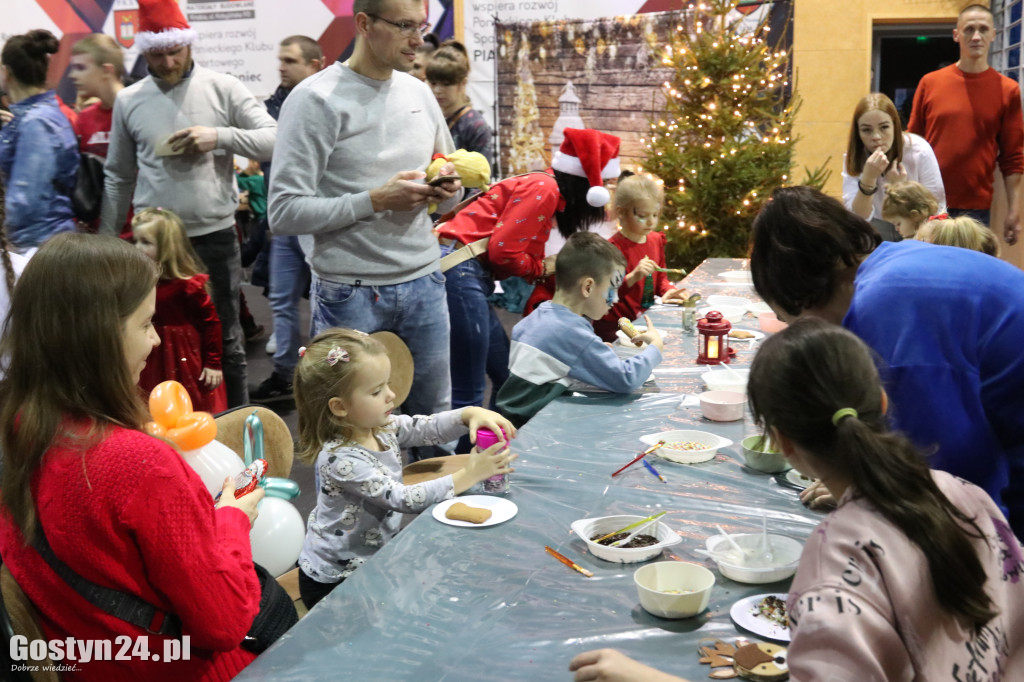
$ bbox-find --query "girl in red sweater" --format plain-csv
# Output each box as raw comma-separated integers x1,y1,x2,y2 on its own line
133,207,227,413
594,171,687,342
0,233,264,681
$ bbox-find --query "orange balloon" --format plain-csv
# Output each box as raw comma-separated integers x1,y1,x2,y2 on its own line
166,411,218,451
148,381,194,428
144,422,167,438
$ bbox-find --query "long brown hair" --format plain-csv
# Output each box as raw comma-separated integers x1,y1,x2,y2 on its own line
294,329,388,464
0,233,158,541
845,93,905,176
748,319,997,629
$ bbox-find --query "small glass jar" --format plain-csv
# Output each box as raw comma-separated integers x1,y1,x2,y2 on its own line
681,303,697,334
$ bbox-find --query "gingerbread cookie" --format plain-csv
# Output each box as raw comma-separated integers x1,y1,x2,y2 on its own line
697,639,788,681
445,502,492,524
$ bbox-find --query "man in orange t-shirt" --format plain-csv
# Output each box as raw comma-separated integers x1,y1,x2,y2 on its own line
908,4,1024,245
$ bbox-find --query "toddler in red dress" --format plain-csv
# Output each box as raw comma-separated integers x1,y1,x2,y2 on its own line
133,207,227,412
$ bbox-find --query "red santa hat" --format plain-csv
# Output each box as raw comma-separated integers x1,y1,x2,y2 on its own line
136,0,197,53
550,128,621,207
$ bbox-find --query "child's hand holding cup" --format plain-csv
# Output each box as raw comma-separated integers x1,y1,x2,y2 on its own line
472,428,516,494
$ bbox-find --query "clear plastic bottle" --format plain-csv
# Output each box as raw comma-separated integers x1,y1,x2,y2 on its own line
475,427,510,494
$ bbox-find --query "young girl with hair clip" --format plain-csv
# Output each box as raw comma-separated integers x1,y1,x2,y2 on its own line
880,180,939,239
842,93,945,230
132,207,227,413
593,171,687,342
294,328,517,609
569,318,1024,682
0,233,266,681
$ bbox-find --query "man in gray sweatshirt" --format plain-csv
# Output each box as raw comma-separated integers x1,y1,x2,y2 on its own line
269,0,462,457
100,2,276,406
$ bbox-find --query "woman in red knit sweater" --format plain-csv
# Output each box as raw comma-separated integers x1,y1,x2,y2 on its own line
0,234,264,681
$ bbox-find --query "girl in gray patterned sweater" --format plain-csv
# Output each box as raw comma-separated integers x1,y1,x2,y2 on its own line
293,328,516,608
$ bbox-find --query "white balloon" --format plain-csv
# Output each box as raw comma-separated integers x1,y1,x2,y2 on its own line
250,497,305,577
182,440,246,498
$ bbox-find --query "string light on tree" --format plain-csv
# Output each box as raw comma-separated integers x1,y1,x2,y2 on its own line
641,0,800,272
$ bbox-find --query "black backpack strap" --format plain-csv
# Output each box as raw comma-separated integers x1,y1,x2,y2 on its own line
32,526,182,637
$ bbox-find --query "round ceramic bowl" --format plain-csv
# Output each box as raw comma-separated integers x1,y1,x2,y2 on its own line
701,369,750,394
571,515,682,563
705,295,752,310
634,561,715,618
705,533,803,584
740,435,790,473
640,430,733,464
757,312,789,334
698,391,747,422
698,305,746,325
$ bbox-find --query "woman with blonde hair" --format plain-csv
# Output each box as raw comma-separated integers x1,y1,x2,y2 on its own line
843,93,945,237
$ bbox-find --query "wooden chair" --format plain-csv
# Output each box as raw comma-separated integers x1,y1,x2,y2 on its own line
0,564,60,682
213,406,294,478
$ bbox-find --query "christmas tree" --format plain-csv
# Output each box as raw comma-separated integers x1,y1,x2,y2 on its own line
641,0,797,271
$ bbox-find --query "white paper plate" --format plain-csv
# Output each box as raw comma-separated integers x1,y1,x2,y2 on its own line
432,495,518,528
706,295,751,309
720,270,754,284
727,329,764,341
747,301,774,315
730,593,791,642
784,469,815,490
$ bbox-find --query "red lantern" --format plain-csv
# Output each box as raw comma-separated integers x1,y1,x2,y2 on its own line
697,310,732,364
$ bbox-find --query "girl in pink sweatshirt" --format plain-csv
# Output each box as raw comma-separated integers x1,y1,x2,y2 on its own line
570,318,1023,682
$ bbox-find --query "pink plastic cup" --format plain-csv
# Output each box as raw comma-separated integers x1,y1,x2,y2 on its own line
476,427,510,494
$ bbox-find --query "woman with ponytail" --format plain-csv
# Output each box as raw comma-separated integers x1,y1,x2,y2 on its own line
569,320,1024,682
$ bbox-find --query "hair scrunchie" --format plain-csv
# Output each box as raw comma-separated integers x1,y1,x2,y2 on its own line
831,407,858,426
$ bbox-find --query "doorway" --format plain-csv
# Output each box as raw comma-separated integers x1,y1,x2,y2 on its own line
872,24,956,127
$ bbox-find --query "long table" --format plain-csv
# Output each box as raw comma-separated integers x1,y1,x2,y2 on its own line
235,258,824,682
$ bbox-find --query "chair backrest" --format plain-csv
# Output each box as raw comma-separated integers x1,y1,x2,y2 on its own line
214,406,294,478
0,564,61,682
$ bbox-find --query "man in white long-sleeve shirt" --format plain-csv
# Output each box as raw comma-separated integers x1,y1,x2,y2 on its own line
269,0,461,459
100,0,276,406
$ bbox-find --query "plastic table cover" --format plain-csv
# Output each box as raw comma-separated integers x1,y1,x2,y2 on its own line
235,258,825,682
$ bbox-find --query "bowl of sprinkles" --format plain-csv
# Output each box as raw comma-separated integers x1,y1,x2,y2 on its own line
639,430,733,464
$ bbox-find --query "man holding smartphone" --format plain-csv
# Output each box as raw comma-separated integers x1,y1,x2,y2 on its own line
269,0,461,459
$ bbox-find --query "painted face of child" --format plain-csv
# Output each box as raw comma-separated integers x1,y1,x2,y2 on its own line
583,269,624,320
618,197,661,241
331,352,397,432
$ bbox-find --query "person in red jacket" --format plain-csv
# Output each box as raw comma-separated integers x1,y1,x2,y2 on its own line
908,3,1024,244
435,128,617,433
0,233,264,681
594,171,687,342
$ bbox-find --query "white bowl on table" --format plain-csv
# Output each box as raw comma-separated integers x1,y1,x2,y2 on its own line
706,295,751,310
698,391,746,421
634,561,715,618
701,368,750,394
698,305,746,325
639,430,733,464
705,533,803,584
571,515,682,563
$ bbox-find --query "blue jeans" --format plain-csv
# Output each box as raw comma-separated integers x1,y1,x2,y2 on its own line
191,227,248,407
949,208,991,227
310,270,452,460
442,245,510,415
268,235,310,377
